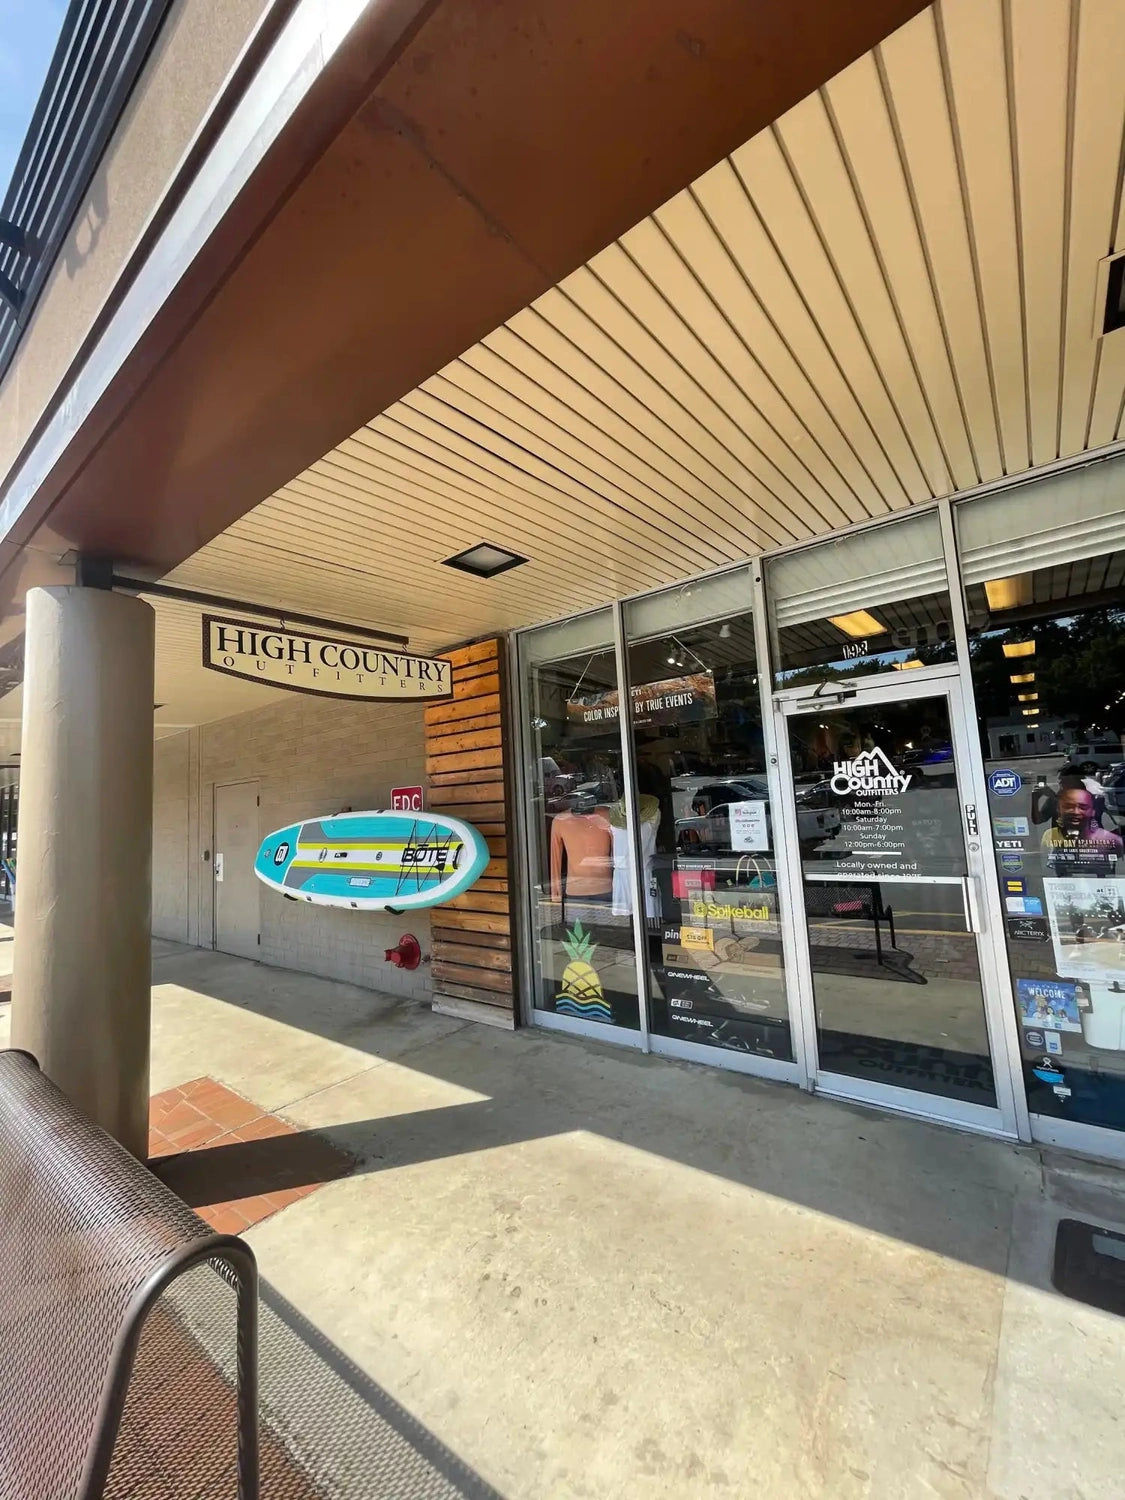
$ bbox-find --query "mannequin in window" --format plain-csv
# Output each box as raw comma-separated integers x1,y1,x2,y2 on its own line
549,807,613,906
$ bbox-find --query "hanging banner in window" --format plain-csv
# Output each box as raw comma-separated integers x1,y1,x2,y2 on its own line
202,616,453,701
566,672,717,730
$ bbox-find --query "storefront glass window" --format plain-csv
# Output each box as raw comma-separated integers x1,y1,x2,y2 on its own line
518,611,640,1030
622,571,794,1061
960,460,1125,1131
766,511,955,686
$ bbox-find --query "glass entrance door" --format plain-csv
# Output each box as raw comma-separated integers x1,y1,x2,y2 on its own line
779,676,1012,1131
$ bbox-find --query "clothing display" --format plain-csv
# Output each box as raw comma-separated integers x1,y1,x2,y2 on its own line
603,796,660,918
549,810,613,901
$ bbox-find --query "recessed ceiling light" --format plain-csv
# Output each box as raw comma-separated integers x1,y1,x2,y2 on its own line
1010,672,1035,684
442,542,528,578
1101,252,1125,335
984,574,1032,611
828,609,886,638
893,659,924,670
1017,693,1039,702
1002,640,1035,658
1022,708,1039,717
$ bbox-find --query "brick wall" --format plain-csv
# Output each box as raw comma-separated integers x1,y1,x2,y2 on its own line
152,693,433,1002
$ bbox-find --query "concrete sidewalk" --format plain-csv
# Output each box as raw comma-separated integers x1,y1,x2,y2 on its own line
3,938,1125,1497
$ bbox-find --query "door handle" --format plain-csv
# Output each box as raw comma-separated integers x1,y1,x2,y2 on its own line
961,875,981,933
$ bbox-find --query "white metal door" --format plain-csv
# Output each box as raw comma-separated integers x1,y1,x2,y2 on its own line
213,781,260,960
774,670,1023,1138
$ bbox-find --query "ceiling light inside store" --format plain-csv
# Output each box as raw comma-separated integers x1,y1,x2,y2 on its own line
1002,640,1036,659
1018,693,1039,702
828,610,886,638
894,659,924,670
984,575,1033,611
1010,672,1035,684
1022,709,1039,717
441,542,528,578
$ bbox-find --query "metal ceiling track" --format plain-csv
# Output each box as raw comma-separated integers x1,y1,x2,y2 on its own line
108,573,411,648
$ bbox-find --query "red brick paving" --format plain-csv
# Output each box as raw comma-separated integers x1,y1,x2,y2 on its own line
148,1076,352,1234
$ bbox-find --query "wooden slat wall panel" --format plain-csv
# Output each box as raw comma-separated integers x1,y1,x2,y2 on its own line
424,638,517,1020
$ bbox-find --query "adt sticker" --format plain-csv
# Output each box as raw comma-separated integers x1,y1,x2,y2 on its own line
988,769,1022,796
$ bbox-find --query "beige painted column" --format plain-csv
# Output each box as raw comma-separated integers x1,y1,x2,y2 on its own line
12,586,155,1157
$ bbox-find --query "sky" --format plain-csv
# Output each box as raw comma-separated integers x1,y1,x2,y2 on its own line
0,0,67,208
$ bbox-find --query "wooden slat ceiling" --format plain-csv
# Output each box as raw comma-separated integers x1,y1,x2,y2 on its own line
149,0,1125,729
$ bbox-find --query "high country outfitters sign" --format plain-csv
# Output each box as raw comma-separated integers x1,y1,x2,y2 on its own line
829,747,911,797
202,616,453,701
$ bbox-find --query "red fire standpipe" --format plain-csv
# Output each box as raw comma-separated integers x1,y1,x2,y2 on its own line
385,934,422,971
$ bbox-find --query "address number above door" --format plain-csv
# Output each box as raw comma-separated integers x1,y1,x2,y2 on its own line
202,615,453,701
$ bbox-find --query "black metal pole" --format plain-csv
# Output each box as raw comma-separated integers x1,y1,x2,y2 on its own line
111,575,410,648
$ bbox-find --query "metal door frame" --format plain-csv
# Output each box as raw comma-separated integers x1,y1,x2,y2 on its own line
772,670,1025,1140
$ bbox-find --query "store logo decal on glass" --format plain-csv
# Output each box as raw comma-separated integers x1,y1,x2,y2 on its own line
830,747,912,798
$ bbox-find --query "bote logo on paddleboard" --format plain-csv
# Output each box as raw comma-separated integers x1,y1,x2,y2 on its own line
830,747,911,797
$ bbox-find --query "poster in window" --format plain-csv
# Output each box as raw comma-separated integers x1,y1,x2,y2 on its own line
1042,878,1125,984
729,800,769,853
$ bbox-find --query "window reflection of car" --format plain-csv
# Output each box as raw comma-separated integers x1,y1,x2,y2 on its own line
1066,739,1122,774
672,776,841,852
899,743,954,769
1102,764,1125,823
540,757,618,814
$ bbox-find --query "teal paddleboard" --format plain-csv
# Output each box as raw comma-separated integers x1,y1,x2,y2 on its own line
255,810,490,911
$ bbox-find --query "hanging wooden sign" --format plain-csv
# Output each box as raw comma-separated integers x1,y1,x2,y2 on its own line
202,615,452,701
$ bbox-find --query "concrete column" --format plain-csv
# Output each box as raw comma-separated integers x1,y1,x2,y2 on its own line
12,587,155,1157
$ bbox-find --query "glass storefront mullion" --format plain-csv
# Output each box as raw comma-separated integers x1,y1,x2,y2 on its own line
936,497,1032,1141
610,599,654,1052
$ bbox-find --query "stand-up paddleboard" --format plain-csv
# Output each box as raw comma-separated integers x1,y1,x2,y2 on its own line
254,810,490,911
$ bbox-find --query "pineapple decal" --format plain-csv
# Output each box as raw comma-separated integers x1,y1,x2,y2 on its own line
555,921,613,1023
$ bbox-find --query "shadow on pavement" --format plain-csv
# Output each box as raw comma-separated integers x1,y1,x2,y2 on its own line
255,1278,504,1500
150,946,1096,1285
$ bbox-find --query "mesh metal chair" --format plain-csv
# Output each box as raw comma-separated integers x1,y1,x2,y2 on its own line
0,1049,258,1500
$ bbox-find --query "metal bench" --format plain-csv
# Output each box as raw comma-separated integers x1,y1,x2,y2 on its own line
0,1048,259,1500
